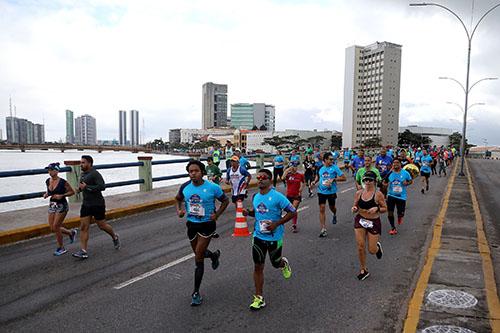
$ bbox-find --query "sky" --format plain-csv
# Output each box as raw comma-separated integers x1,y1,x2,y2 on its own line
0,0,499,145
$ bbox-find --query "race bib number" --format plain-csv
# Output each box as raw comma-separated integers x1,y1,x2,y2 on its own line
393,185,403,194
259,220,272,234
189,204,205,217
359,218,373,229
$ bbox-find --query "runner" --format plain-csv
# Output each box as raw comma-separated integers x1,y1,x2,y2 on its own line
211,147,221,167
312,152,346,237
350,150,365,177
224,141,234,169
343,148,351,171
242,169,296,310
175,160,229,306
273,150,285,188
398,149,412,167
419,150,433,194
43,162,76,256
235,149,251,170
438,152,447,177
303,154,316,197
375,148,393,196
355,156,382,191
289,150,300,163
351,171,387,280
383,159,413,235
72,155,120,259
206,156,222,184
283,161,305,233
225,156,252,207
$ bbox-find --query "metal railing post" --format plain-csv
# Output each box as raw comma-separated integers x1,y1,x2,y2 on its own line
257,154,265,169
64,160,82,203
138,156,153,192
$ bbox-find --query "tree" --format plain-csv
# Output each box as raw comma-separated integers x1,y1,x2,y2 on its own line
252,125,259,130
362,136,382,148
259,124,267,131
263,136,289,151
398,130,432,146
331,135,342,150
307,135,326,147
449,131,471,150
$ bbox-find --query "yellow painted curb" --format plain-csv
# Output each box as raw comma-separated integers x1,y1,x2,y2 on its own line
0,181,258,246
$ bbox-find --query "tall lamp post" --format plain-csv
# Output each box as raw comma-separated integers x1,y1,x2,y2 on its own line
410,2,500,176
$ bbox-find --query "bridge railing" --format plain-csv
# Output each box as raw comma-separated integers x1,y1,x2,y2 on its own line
0,154,275,204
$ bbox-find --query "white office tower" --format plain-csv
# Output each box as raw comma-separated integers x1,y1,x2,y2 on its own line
130,110,139,146
119,110,127,145
342,41,402,148
75,114,97,145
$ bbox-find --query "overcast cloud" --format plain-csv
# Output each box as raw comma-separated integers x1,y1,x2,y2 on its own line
0,0,499,145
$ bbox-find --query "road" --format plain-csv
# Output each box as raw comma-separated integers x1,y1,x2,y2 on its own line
0,169,452,332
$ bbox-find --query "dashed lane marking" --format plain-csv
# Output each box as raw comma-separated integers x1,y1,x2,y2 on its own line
340,187,356,194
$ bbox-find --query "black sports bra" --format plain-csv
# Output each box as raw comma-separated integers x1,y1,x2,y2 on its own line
358,190,378,210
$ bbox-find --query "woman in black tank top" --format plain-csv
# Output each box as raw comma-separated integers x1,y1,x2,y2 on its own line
43,163,75,256
351,171,387,280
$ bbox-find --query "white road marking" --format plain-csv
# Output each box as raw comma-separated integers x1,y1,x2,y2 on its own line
340,187,356,194
113,253,195,290
297,205,309,212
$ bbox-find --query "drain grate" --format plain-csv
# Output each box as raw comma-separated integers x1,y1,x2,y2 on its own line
427,289,478,309
421,325,476,333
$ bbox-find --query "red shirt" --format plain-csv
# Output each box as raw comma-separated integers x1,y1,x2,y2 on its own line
285,172,304,197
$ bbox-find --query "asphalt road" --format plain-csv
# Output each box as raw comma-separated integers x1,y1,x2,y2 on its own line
469,159,500,294
0,168,452,332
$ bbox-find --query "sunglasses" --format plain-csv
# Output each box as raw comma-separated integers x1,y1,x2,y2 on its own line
257,175,269,180
362,178,375,183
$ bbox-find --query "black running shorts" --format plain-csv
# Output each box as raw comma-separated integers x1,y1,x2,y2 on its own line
80,205,106,221
318,193,337,206
386,196,407,217
252,237,283,268
186,221,216,241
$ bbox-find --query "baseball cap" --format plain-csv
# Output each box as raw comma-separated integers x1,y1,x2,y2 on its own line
362,171,377,181
45,162,60,171
230,156,239,162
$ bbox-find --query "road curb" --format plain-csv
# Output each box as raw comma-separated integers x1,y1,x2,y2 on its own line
0,181,258,246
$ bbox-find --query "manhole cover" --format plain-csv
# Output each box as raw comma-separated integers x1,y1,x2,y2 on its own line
422,325,476,333
427,289,478,308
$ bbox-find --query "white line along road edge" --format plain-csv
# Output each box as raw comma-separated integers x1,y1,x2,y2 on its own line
114,253,195,290
340,187,355,194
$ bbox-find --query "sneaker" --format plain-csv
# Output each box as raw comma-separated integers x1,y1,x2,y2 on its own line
389,228,398,235
331,215,337,225
53,247,67,256
72,249,88,259
212,232,220,239
319,229,327,238
376,242,383,259
191,292,203,306
113,234,121,250
426,184,429,191
357,270,370,281
291,224,298,233
281,257,292,279
69,229,77,244
397,216,403,225
249,295,266,311
308,192,314,198
421,188,425,194
211,250,220,270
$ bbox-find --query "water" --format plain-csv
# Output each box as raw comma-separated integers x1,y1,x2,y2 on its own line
0,150,194,213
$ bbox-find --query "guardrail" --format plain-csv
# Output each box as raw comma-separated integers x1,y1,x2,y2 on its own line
0,154,275,204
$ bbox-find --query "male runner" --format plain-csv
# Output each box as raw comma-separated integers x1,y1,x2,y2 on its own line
419,150,433,194
273,150,285,188
224,141,234,169
225,156,252,207
350,150,365,177
313,152,346,237
383,159,413,235
206,156,222,184
283,161,305,233
243,169,296,310
234,149,251,170
289,150,300,163
355,156,382,191
72,155,120,259
176,160,229,306
376,148,393,196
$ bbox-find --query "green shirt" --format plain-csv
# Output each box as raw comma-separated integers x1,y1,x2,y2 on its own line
355,166,382,187
206,164,222,184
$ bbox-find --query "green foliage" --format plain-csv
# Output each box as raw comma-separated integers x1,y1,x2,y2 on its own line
331,135,342,150
398,130,432,146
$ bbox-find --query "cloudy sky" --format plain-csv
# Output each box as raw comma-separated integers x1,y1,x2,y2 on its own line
0,0,499,145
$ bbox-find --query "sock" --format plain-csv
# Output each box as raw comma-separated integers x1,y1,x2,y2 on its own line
388,215,395,229
194,261,204,293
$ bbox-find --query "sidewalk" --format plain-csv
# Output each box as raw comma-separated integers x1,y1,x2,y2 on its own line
404,161,500,333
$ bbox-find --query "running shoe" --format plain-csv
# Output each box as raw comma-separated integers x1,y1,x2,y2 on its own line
308,192,314,198
376,242,383,259
281,257,292,279
291,224,298,233
421,189,425,194
319,229,327,238
249,295,266,311
389,228,398,235
332,215,337,225
113,234,121,250
426,185,429,191
191,292,203,306
69,229,78,244
53,247,67,256
72,249,88,259
397,216,404,225
211,249,220,270
357,270,370,281
212,232,220,239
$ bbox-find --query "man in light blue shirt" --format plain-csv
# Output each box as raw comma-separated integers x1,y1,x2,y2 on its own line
419,150,433,194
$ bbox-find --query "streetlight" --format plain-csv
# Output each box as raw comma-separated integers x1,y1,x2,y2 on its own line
446,101,485,113
410,2,500,176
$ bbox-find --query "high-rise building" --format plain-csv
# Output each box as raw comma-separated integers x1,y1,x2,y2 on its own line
65,110,74,143
119,110,127,145
130,110,139,146
202,82,228,129
230,103,275,130
75,114,97,145
342,41,402,148
5,116,45,144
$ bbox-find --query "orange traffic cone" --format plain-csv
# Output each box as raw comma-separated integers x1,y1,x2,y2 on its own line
232,200,251,237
